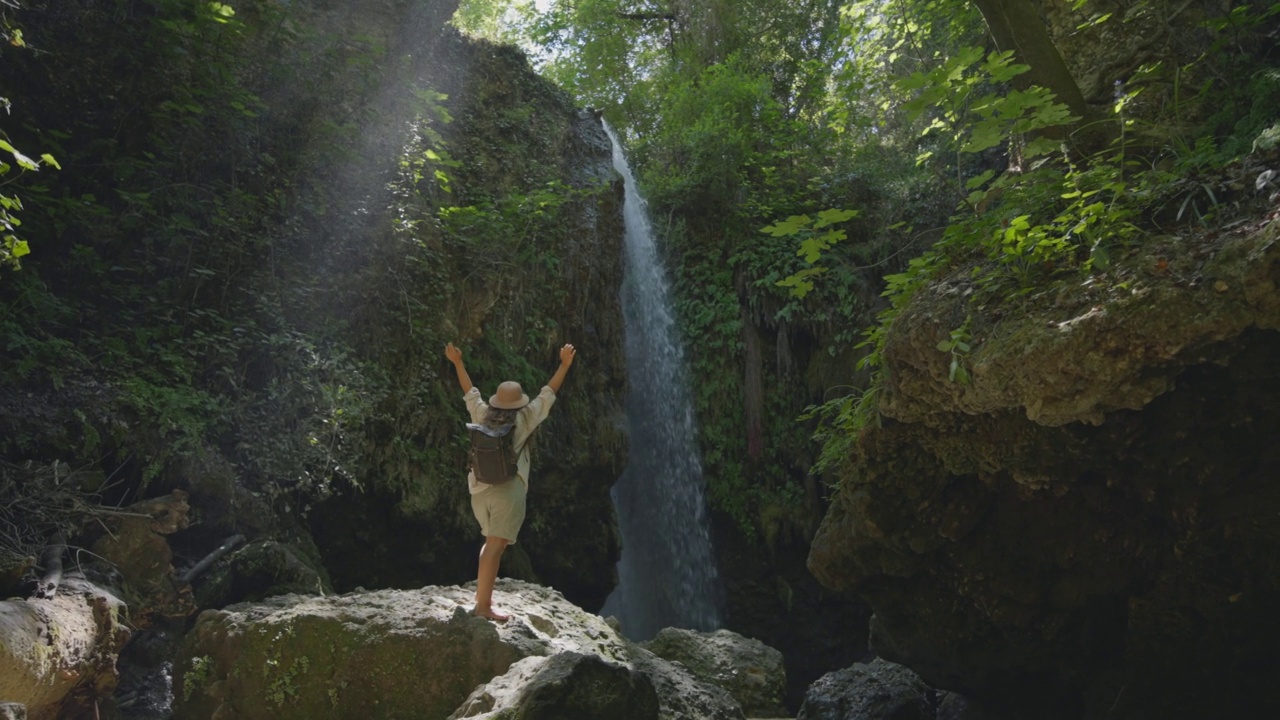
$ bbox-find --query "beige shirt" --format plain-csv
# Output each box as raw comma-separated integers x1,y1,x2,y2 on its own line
463,385,556,494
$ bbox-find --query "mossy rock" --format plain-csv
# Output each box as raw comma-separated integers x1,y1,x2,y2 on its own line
193,540,333,608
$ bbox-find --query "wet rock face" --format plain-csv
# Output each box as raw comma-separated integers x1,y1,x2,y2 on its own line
810,228,1280,717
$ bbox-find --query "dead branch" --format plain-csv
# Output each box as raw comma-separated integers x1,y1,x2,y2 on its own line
180,534,245,584
34,532,66,600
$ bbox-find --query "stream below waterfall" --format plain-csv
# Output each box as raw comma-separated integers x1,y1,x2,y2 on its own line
599,124,722,640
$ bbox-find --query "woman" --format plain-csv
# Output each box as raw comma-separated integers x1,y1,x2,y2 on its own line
444,341,576,621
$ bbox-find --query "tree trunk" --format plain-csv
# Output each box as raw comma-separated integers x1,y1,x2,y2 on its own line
0,575,129,720
969,0,1104,151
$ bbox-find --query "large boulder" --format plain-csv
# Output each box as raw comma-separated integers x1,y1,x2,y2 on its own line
449,652,660,720
797,659,932,720
173,579,745,720
809,223,1280,718
641,627,787,718
877,228,1280,426
625,641,747,720
0,576,129,720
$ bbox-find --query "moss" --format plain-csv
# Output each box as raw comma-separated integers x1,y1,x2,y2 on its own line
29,634,55,677
182,656,213,702
265,655,310,707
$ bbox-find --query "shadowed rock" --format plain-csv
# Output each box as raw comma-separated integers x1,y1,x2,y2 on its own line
797,659,932,720
809,222,1280,717
449,652,660,720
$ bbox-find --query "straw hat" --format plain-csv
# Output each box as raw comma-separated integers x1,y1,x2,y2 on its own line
489,381,530,410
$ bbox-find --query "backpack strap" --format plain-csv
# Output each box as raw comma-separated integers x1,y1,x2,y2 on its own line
466,423,513,438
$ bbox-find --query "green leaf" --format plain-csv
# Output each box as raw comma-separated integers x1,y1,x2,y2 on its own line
936,340,953,352
12,151,37,171
813,208,859,228
776,267,827,298
761,215,811,237
40,153,61,170
965,170,996,190
208,2,236,21
1024,137,1061,158
0,141,39,171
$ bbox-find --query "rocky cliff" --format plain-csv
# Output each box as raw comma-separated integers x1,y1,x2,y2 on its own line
809,212,1280,717
0,0,626,623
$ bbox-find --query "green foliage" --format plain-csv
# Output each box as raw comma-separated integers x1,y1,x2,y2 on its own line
182,656,214,703
0,30,59,276
0,0,420,507
936,317,973,385
764,209,861,297
451,0,539,50
802,0,1280,473
448,0,1280,544
899,47,1076,165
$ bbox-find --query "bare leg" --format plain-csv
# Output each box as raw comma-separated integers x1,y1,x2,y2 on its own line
474,535,510,621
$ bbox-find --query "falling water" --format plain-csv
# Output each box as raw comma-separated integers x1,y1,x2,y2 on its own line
600,124,721,640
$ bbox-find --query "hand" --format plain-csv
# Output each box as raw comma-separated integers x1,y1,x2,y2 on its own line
445,342,463,364
559,343,576,366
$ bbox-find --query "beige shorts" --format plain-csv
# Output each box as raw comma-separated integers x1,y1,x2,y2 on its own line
470,479,527,543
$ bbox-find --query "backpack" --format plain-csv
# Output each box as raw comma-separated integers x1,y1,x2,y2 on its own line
466,423,520,485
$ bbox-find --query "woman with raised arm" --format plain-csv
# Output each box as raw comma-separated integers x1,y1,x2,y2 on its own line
444,341,576,621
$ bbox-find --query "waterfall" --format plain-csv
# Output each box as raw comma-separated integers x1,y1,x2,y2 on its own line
600,124,722,640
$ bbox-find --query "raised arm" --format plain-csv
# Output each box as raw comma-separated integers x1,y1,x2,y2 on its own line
445,343,474,394
547,343,576,393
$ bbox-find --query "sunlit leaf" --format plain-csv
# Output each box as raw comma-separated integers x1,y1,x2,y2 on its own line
761,215,811,237
813,208,859,228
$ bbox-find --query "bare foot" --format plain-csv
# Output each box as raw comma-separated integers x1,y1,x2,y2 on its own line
473,607,510,622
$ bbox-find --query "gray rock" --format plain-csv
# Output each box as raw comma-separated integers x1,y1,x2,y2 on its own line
0,703,26,720
174,579,743,720
797,658,932,720
450,652,659,720
629,643,747,720
641,627,787,717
